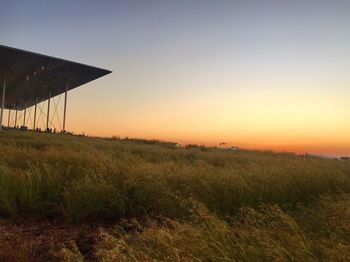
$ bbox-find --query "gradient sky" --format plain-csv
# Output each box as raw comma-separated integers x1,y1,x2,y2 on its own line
1,0,350,156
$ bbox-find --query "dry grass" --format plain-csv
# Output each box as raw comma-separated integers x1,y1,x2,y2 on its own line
0,130,349,261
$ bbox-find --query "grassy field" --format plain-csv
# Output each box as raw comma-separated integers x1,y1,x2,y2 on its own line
0,130,349,261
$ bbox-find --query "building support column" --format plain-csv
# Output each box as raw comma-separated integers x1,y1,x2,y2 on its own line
14,108,17,128
23,104,27,127
63,81,68,132
7,108,11,127
0,72,7,131
33,97,38,130
46,88,51,131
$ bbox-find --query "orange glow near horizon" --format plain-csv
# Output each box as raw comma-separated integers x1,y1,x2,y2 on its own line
4,78,350,157
52,77,350,157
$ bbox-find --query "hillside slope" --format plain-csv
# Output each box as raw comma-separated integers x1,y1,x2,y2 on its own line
0,131,349,261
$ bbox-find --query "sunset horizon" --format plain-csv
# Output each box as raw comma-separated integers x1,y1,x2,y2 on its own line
2,0,350,157
1,1,350,260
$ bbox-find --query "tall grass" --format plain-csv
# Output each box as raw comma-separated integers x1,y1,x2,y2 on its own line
0,130,349,260
0,130,349,222
94,195,350,261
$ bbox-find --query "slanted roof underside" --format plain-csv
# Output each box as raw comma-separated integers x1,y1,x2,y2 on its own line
0,45,112,110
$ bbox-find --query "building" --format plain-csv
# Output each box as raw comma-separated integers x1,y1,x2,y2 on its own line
0,45,111,132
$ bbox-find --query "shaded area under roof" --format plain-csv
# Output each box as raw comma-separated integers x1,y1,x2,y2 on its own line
0,45,112,110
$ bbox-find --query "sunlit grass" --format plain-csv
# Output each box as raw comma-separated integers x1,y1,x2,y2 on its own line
0,130,349,261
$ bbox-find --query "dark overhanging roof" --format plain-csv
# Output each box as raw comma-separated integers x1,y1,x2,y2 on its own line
0,45,112,110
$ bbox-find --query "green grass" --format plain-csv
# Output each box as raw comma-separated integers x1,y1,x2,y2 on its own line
0,130,349,261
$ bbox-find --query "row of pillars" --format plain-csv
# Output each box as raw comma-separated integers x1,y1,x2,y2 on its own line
0,71,69,132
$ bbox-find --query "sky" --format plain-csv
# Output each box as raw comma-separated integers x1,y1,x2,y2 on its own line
1,0,350,156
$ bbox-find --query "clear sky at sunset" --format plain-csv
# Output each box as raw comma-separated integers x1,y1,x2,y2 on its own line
1,0,350,156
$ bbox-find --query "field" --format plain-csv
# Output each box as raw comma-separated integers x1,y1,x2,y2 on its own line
0,130,349,261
